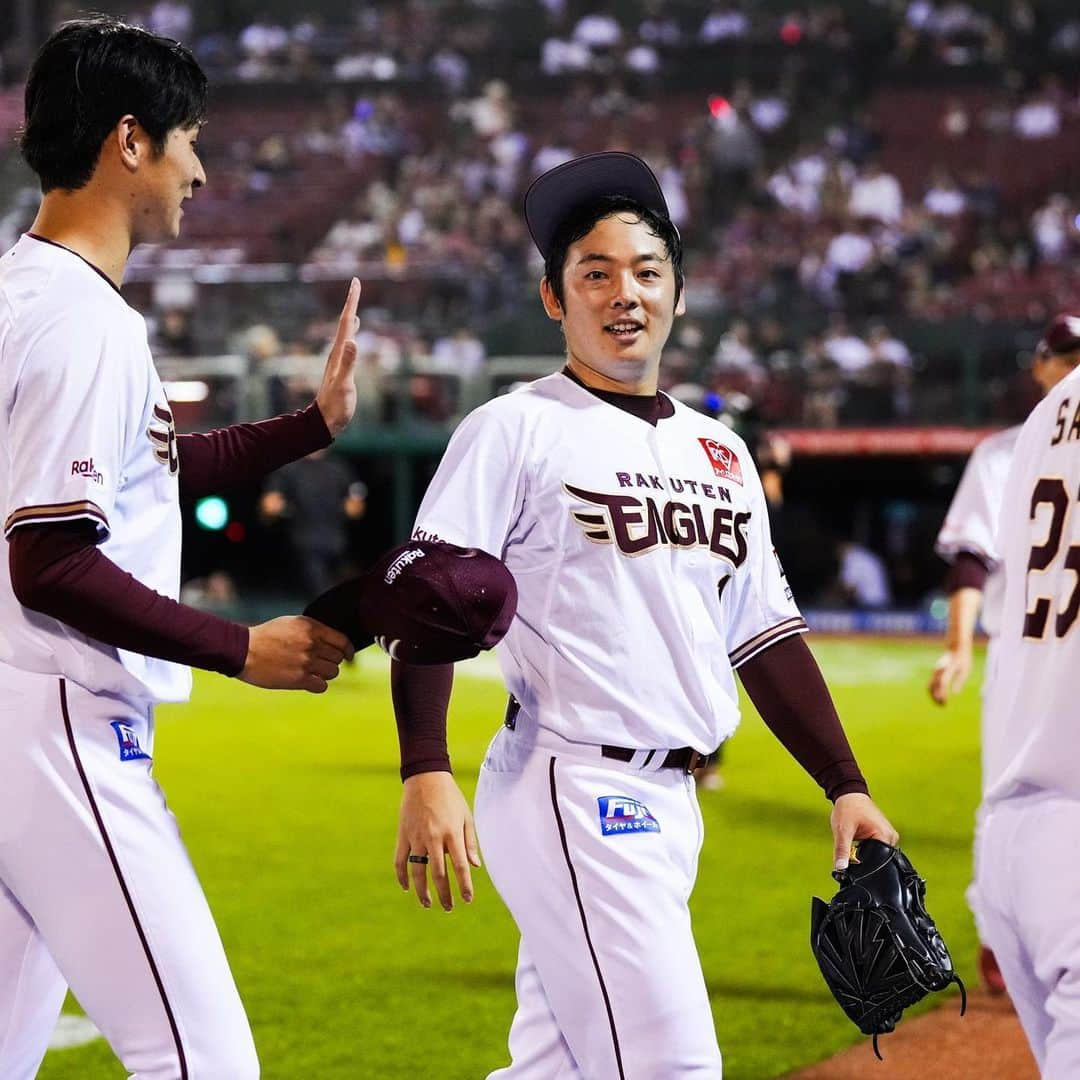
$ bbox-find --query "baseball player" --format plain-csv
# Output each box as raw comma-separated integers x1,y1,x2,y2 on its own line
1,18,357,1079
929,314,1080,994
975,315,1080,1075
390,152,897,1077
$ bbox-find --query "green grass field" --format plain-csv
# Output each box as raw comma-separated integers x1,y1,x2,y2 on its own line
38,638,983,1079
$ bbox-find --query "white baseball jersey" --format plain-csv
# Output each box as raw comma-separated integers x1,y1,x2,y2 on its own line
983,365,1080,807
0,234,189,704
935,425,1021,637
413,370,805,752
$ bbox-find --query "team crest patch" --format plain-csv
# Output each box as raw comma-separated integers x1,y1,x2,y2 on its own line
698,439,743,485
110,721,150,762
597,796,660,837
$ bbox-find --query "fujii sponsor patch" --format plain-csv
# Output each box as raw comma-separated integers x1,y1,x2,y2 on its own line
597,796,660,836
110,721,150,762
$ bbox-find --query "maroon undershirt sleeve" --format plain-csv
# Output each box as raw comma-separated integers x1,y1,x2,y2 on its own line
737,634,868,801
9,520,249,675
177,402,332,497
391,659,453,780
944,550,990,594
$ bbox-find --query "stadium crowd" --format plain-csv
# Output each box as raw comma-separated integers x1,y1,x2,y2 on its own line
1,0,1078,430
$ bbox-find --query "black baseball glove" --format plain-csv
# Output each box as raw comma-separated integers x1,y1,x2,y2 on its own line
810,838,966,1059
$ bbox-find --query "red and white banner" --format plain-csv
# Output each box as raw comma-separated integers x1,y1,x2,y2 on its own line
772,427,1003,456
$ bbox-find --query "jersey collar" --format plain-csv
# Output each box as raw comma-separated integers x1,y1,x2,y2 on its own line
25,233,122,296
560,366,675,427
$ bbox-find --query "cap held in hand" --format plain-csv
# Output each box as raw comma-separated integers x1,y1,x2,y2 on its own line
303,540,518,665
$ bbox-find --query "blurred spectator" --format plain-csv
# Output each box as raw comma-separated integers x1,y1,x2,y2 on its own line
923,168,968,218
823,315,873,374
1013,87,1061,139
1031,194,1076,263
237,12,288,79
147,1,192,40
431,326,486,376
849,160,903,225
154,308,197,357
260,451,367,596
836,541,892,609
699,5,750,43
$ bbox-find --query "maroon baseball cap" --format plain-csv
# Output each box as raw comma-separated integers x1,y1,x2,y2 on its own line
304,540,517,665
1037,313,1080,359
524,151,670,258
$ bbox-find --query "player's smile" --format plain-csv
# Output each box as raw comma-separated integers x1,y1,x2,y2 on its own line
603,318,644,343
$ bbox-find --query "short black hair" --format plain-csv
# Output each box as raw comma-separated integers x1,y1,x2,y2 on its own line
542,194,684,310
21,15,207,193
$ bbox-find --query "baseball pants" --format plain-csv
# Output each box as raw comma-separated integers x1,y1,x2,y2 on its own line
0,665,257,1079
475,717,723,1079
976,790,1080,1078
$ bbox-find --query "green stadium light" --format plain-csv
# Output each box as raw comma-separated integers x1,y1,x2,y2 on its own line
194,496,229,531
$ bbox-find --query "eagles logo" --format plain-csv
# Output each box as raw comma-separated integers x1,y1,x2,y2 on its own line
147,403,178,475
566,483,749,567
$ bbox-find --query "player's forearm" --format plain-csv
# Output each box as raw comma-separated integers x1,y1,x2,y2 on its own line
943,587,983,654
9,521,248,675
391,659,453,780
941,552,987,654
176,402,331,497
737,634,868,800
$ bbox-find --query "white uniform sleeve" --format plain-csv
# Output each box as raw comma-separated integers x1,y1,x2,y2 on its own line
935,441,999,565
723,452,807,668
412,403,527,556
3,310,135,540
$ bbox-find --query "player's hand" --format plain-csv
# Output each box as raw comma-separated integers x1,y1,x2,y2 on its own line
315,277,361,437
239,615,354,692
928,648,972,705
830,793,899,871
395,771,481,912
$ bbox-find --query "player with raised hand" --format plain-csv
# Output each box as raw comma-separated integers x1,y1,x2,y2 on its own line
0,17,359,1078
929,314,1080,994
975,315,1080,1075
390,152,897,1077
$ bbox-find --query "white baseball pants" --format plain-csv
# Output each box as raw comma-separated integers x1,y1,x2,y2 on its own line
0,666,257,1079
475,720,723,1079
977,790,1080,1078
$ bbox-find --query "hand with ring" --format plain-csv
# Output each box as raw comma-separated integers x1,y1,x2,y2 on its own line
395,772,481,911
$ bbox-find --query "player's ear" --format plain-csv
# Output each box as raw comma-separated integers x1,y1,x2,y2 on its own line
674,289,687,318
540,277,563,321
114,115,142,173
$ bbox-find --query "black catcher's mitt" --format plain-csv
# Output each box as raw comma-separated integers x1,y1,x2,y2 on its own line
810,838,966,1059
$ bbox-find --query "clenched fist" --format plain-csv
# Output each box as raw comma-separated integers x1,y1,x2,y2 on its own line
239,615,353,693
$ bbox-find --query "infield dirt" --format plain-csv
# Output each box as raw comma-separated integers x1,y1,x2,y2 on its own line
786,988,1036,1079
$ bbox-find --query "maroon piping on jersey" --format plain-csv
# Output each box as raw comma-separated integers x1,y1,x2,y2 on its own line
25,233,122,295
548,757,626,1079
58,679,189,1078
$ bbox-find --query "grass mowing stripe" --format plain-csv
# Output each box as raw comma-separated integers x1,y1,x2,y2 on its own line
38,640,982,1079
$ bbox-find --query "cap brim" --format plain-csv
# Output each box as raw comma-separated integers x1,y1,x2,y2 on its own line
303,577,376,653
524,151,669,259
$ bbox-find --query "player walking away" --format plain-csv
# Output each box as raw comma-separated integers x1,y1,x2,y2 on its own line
1,18,358,1079
975,316,1080,1075
389,152,898,1078
929,314,1080,996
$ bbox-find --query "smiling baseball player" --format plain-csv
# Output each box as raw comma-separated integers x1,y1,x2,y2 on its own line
0,18,357,1079
975,315,1080,1075
390,152,897,1077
